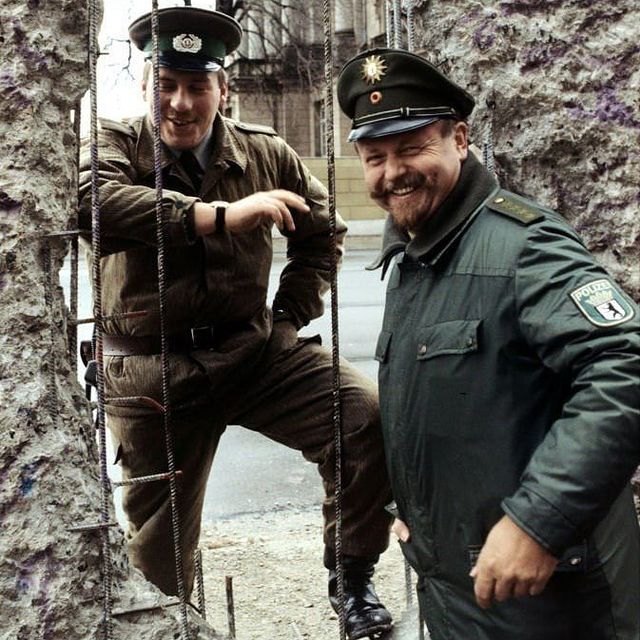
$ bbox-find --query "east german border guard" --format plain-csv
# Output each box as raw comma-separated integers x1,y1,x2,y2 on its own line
338,47,640,639
78,9,394,637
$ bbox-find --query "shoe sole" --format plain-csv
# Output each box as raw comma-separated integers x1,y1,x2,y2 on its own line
348,622,394,640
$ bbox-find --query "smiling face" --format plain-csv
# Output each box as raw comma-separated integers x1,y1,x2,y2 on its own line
143,66,227,150
356,120,469,232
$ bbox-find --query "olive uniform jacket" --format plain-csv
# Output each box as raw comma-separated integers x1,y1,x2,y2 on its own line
373,154,640,639
78,114,346,403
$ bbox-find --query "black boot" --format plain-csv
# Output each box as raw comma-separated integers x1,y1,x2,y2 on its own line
325,550,393,639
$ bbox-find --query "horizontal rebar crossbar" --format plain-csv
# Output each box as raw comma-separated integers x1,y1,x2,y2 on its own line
41,230,83,239
73,310,149,326
67,521,118,533
105,396,165,413
112,470,183,488
113,597,181,617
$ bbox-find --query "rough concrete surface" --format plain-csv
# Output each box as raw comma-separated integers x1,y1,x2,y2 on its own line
413,0,639,299
0,3,221,638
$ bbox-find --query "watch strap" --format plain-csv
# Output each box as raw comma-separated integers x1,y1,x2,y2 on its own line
211,201,228,234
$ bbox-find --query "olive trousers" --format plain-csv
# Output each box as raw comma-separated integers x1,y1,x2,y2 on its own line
105,327,392,596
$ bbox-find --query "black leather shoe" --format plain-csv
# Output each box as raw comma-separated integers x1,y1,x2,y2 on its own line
326,552,393,639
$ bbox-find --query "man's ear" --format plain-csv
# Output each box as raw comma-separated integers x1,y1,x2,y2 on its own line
141,62,151,102
454,121,469,160
218,81,229,111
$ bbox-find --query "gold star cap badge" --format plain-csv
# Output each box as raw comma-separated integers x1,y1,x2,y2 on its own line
361,55,387,85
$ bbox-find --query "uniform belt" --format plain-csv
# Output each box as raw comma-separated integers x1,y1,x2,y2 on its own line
103,325,224,356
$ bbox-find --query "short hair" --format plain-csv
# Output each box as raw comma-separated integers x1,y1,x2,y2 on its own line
142,62,228,88
439,118,460,138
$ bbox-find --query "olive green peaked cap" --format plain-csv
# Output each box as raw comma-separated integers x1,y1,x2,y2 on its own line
337,48,475,141
129,7,242,73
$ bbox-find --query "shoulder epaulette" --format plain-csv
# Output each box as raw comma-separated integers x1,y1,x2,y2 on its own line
98,118,137,138
485,190,545,226
231,119,278,136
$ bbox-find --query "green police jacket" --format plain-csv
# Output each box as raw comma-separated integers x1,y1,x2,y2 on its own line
373,154,640,632
78,114,345,399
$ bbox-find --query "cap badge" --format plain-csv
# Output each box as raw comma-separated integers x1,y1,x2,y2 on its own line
370,91,383,105
173,33,203,54
361,55,387,85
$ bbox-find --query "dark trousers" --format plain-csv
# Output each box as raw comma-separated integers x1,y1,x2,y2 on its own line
105,329,392,595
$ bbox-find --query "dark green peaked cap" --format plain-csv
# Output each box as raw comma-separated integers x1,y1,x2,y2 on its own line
337,48,475,141
129,7,242,73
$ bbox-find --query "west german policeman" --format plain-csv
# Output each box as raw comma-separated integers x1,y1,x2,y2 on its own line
338,48,640,639
78,8,393,638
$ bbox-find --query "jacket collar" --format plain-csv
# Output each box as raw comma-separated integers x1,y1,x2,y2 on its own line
369,153,499,274
134,114,247,180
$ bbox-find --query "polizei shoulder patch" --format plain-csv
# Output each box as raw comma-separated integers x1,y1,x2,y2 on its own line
570,278,635,327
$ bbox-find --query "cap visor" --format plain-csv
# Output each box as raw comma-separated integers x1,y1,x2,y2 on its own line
149,51,223,73
348,116,440,142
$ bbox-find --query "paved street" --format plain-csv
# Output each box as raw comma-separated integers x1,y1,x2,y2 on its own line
61,248,387,523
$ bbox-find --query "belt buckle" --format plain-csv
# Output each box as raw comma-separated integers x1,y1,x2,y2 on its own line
190,325,214,350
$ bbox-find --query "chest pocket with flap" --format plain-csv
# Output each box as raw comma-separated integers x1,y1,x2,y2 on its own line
416,319,481,361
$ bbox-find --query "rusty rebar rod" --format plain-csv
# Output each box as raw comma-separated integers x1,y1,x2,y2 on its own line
41,229,83,239
149,3,190,636
42,243,59,422
105,396,165,413
195,549,206,620
89,0,114,634
404,557,414,606
112,470,184,488
72,310,149,325
67,522,118,534
226,576,237,638
112,597,181,617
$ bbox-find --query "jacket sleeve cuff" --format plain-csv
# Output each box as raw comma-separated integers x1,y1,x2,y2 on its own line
501,488,579,556
164,194,198,245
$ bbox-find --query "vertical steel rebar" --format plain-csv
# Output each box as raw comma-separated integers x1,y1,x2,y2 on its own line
226,576,237,638
69,100,82,376
88,1,114,637
42,242,59,421
149,2,191,638
322,0,346,637
195,549,206,620
386,1,394,47
483,129,495,175
406,0,417,52
404,557,413,606
393,0,403,48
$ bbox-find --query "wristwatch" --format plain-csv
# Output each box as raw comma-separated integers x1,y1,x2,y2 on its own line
210,201,228,234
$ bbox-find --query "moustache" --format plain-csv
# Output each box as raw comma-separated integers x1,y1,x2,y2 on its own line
370,173,427,199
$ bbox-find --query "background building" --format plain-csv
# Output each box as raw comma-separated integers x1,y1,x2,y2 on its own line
223,0,391,220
